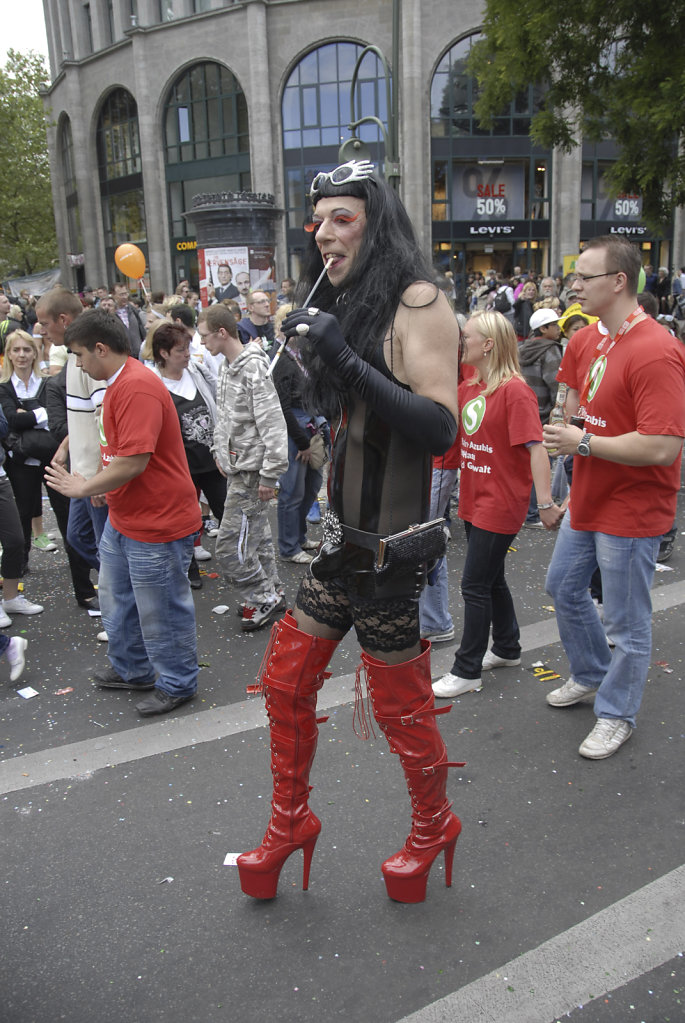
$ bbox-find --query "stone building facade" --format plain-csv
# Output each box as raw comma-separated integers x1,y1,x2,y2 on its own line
41,0,683,294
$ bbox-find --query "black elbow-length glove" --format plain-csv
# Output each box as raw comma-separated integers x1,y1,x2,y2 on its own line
283,308,456,455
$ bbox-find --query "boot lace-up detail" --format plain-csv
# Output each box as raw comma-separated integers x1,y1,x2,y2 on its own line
353,662,377,739
237,612,339,899
360,641,465,903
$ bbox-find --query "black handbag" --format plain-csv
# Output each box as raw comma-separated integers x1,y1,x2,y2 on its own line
374,519,448,584
5,427,59,464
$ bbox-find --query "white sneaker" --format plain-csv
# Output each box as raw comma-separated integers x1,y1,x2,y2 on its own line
283,550,313,564
97,631,108,642
481,650,521,670
193,546,212,562
7,636,27,682
579,718,632,759
546,678,596,707
420,627,455,643
33,533,58,551
432,672,482,698
0,609,11,628
241,594,281,632
2,595,44,615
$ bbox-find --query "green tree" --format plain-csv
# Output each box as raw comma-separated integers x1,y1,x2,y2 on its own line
0,49,58,279
468,1,685,228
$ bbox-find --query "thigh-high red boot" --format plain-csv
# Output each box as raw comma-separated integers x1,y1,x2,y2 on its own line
237,612,339,899
361,640,464,903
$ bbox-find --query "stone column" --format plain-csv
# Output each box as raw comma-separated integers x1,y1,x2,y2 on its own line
244,0,276,195
550,143,582,275
129,31,172,291
399,0,430,256
671,207,685,273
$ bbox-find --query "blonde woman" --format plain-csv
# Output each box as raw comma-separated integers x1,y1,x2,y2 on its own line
513,279,538,338
433,311,562,698
0,332,56,605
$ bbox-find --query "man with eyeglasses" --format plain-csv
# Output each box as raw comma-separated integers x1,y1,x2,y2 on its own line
237,290,275,353
541,235,685,759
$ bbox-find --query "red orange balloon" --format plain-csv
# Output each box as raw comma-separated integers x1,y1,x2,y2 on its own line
114,243,146,280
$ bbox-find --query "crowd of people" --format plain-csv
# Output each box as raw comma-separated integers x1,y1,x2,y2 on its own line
437,264,685,344
1,171,684,904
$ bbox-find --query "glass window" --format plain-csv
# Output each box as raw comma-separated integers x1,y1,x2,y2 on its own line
60,118,82,253
431,33,545,139
106,1,115,45
96,89,147,275
102,189,147,248
164,61,249,164
281,40,390,245
83,4,93,55
60,118,76,196
282,42,387,152
163,61,252,273
96,89,142,181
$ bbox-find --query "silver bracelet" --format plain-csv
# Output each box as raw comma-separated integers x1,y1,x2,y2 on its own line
537,502,555,510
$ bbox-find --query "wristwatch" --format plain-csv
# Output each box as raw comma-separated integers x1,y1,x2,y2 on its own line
577,432,594,457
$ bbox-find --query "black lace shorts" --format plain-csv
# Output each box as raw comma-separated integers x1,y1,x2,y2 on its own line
295,571,420,654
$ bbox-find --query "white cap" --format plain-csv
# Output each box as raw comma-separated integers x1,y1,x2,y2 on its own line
529,308,559,331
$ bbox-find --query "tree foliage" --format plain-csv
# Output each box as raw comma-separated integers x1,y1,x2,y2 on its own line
0,49,58,279
469,0,685,228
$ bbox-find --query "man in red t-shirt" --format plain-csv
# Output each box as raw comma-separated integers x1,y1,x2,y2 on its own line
542,236,685,759
45,310,202,717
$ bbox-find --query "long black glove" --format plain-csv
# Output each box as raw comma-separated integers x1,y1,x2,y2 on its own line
283,308,456,454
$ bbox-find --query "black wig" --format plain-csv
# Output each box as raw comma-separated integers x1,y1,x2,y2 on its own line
295,170,437,416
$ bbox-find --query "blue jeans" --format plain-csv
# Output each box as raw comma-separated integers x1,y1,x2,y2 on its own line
98,521,199,697
419,466,458,634
545,516,660,728
66,497,109,570
277,412,323,557
451,522,520,679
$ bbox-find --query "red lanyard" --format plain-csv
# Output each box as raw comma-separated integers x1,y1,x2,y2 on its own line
578,306,643,408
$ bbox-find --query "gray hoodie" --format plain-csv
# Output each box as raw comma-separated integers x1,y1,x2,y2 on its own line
212,341,288,487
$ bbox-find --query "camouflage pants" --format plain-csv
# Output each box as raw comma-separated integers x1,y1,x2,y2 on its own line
214,471,283,604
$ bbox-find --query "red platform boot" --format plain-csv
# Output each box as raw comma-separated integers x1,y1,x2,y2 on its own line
237,612,339,899
361,640,464,903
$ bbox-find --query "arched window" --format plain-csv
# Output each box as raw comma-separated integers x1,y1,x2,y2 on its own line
60,116,84,287
431,33,545,139
60,117,81,252
281,41,390,267
96,88,147,276
163,61,251,275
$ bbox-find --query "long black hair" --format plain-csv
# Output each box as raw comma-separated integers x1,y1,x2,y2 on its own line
296,170,436,415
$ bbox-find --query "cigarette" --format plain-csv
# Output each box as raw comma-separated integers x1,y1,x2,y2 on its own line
266,257,334,377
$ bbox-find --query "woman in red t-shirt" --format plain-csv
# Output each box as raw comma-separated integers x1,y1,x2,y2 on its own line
433,311,562,699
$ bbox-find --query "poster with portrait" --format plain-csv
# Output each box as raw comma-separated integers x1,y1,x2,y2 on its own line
198,246,250,308
247,246,278,313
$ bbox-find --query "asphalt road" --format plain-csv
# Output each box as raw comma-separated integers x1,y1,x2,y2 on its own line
1,496,684,1023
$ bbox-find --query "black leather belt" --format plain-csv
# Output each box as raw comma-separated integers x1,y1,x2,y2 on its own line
340,523,383,554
